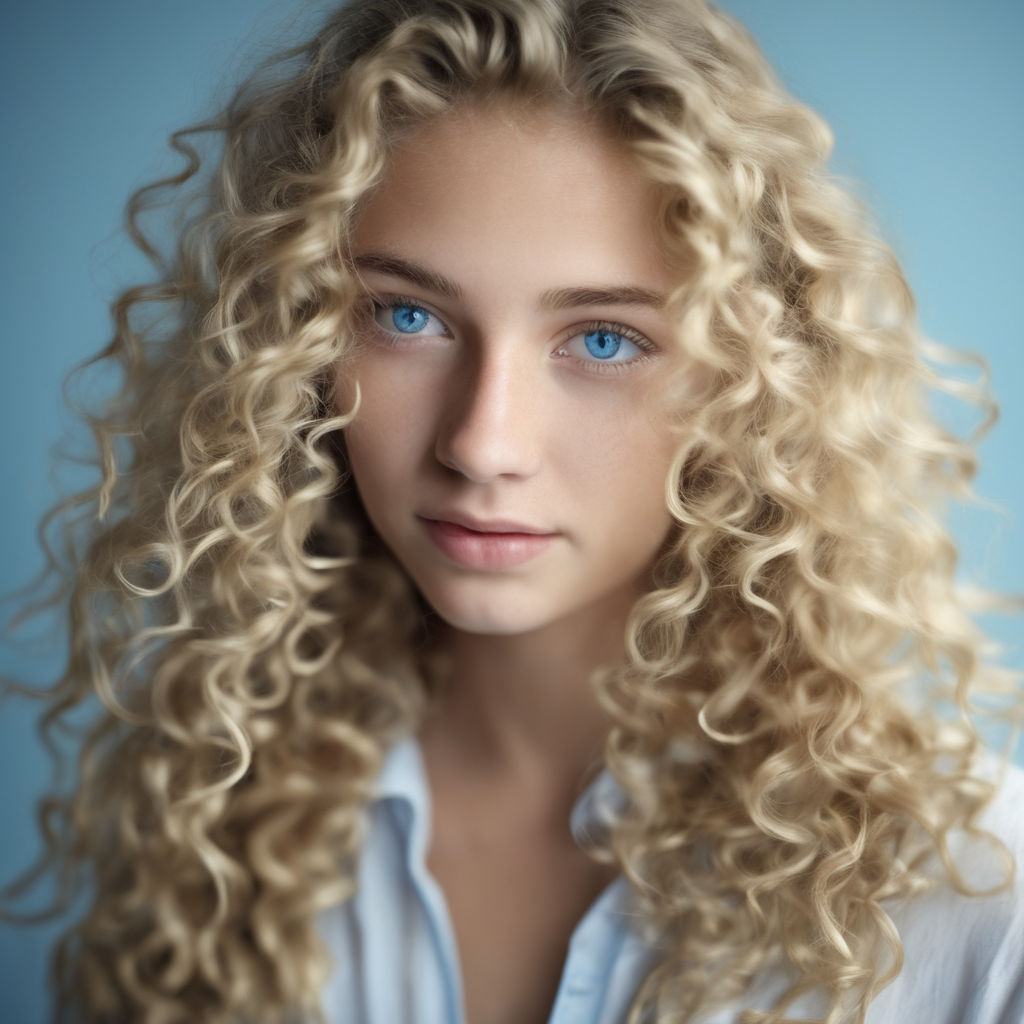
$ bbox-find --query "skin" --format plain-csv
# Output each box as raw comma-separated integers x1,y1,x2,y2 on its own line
337,102,686,1024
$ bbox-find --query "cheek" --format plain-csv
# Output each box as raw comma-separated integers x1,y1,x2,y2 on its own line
339,357,438,472
552,412,676,576
557,396,677,502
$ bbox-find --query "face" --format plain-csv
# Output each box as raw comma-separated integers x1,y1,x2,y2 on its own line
339,103,684,639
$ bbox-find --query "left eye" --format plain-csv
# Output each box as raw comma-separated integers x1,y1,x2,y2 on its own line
373,301,448,337
560,327,646,364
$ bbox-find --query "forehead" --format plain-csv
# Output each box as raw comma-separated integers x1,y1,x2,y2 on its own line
352,101,675,294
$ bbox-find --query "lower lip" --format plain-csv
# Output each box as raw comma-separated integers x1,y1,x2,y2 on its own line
420,518,556,570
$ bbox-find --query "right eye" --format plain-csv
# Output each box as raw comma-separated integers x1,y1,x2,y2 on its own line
372,299,450,337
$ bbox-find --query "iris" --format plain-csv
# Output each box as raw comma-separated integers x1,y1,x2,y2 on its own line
584,329,622,360
392,305,430,333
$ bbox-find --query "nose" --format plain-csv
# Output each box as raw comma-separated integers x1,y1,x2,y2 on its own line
434,348,542,482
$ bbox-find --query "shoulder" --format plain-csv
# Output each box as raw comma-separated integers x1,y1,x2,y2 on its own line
976,760,1024,860
867,761,1024,1024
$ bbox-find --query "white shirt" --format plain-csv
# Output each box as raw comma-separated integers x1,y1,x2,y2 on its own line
318,738,1024,1023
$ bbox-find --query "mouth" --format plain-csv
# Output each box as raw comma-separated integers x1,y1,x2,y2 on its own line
421,509,554,535
417,513,558,569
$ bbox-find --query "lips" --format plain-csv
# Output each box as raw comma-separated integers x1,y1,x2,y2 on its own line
418,513,558,569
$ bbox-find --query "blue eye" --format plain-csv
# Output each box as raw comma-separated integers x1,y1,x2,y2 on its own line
584,329,625,360
560,325,649,367
393,305,428,332
372,300,448,337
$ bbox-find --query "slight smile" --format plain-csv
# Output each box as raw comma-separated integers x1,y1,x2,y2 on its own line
418,513,559,570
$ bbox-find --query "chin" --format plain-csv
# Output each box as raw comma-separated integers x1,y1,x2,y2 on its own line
417,581,556,638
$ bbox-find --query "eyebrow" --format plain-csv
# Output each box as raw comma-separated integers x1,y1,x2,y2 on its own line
540,285,665,311
352,252,666,310
353,252,462,299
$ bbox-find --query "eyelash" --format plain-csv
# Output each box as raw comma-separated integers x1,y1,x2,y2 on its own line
365,296,657,375
368,295,450,339
554,320,657,376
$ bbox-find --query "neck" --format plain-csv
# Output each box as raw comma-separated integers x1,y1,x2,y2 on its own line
420,588,634,812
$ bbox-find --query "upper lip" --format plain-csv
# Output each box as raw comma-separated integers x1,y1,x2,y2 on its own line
419,510,556,535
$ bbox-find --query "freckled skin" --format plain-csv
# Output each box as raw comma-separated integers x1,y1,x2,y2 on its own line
339,104,683,640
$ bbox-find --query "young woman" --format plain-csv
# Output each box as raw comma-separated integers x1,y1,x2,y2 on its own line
4,1,1022,1022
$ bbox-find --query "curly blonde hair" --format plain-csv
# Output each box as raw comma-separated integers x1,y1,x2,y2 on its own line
4,0,1019,1021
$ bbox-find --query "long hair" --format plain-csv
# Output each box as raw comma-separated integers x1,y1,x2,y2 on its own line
4,1,1018,1021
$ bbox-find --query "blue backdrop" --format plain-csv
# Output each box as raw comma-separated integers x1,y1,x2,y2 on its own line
2,2,1021,1019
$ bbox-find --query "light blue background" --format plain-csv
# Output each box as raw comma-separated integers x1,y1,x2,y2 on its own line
1,2,1021,1019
